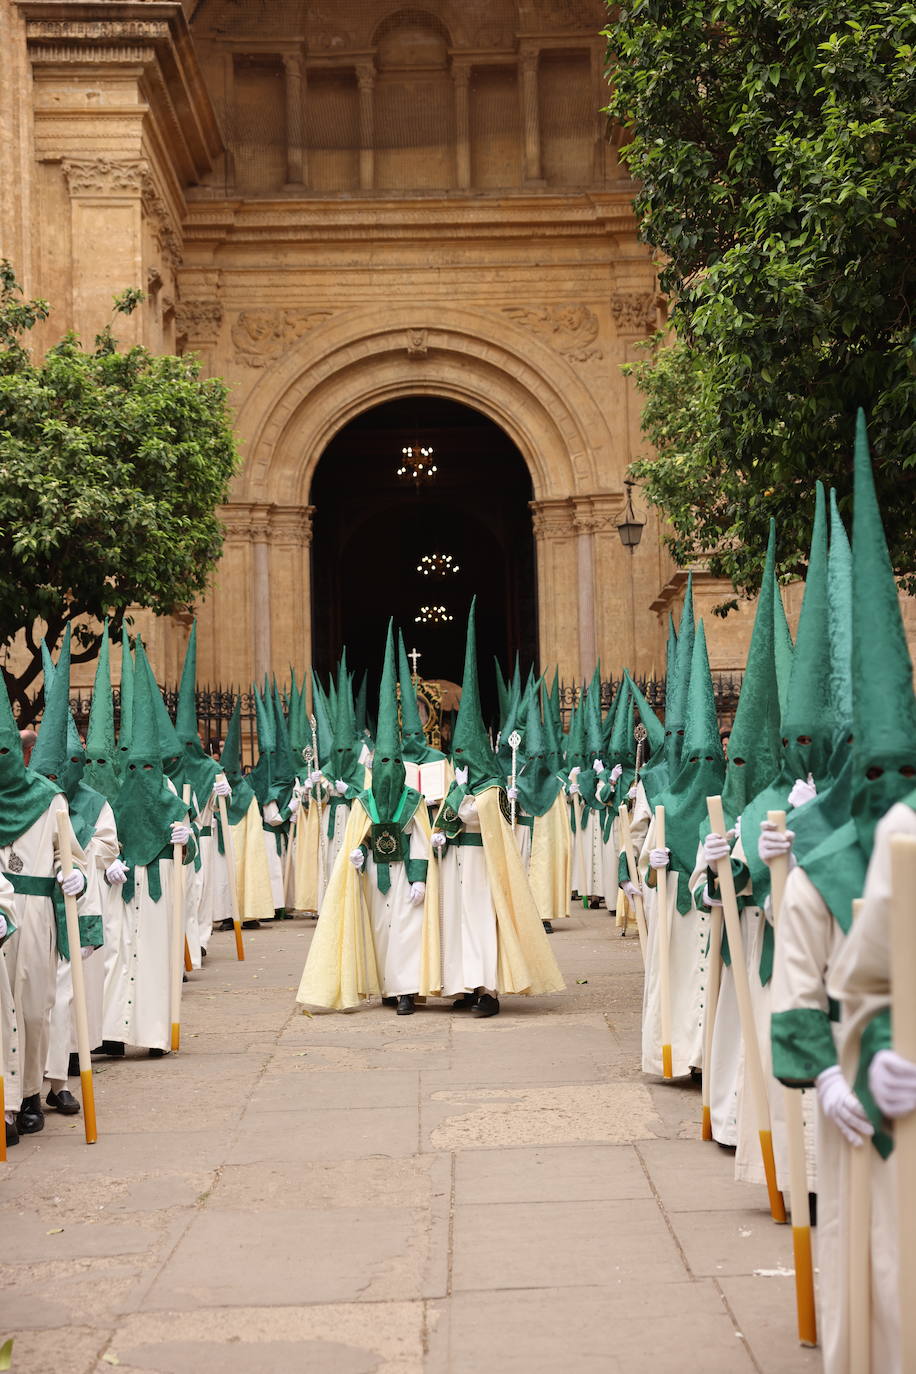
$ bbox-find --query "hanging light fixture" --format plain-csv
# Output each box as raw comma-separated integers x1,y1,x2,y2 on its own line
616,479,646,552
414,605,453,625
397,444,438,486
417,552,460,577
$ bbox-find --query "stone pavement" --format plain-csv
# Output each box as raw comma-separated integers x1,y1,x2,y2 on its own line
2,911,822,1374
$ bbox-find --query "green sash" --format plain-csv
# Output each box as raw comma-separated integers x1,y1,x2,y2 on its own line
3,870,102,960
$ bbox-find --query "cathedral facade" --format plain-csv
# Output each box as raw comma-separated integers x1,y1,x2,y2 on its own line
0,0,766,689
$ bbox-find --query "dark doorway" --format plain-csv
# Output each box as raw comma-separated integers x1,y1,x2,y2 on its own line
310,397,537,722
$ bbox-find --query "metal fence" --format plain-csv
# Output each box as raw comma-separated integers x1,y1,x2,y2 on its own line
556,672,745,732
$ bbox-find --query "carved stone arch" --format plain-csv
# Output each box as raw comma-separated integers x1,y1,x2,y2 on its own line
232,304,613,507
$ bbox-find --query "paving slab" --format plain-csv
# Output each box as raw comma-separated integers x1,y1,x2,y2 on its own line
453,1142,652,1205
227,1105,420,1163
668,1207,799,1278
719,1275,822,1374
638,1137,772,1213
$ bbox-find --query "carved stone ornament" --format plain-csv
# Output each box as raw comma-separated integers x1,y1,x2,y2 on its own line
231,309,334,366
62,157,147,196
27,19,169,41
610,290,658,336
406,328,428,359
503,303,602,363
175,300,223,345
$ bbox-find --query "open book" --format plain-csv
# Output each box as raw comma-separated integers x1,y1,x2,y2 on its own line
403,759,449,803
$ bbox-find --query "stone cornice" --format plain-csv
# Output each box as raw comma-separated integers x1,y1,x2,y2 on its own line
181,190,639,246
219,501,315,547
19,0,223,181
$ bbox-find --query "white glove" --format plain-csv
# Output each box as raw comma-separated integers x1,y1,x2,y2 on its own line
0,912,7,940
568,782,580,796
627,784,637,800
263,801,282,826
568,765,581,779
431,832,447,850
213,778,232,798
57,868,86,897
507,786,519,801
593,758,605,773
703,831,733,865
170,823,191,847
455,766,469,786
81,945,93,961
309,769,323,787
788,773,817,808
816,1065,874,1146
869,1049,916,1118
649,847,670,870
610,764,623,784
622,881,639,902
702,884,724,908
288,795,300,818
105,858,129,885
349,848,365,870
758,820,795,865
335,779,348,796
409,881,426,906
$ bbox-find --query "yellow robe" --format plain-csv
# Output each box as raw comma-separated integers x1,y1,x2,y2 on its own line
296,797,441,1011
527,792,572,923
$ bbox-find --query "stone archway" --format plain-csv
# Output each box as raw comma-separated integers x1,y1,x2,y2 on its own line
211,305,629,686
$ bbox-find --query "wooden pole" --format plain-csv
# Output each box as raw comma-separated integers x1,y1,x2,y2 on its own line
701,905,723,1142
768,809,817,1345
654,805,674,1080
707,795,787,1222
55,813,97,1144
890,834,916,1374
170,786,190,1053
216,774,245,961
617,802,647,964
183,936,192,973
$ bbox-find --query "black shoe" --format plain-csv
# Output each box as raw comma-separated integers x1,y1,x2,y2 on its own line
200,947,207,960
242,920,262,930
148,1047,166,1059
542,920,554,934
46,1088,81,1116
472,993,500,1018
588,897,602,909
452,993,479,1010
68,1051,81,1077
98,1040,125,1058
382,996,397,1007
396,995,416,1016
5,1118,19,1147
216,919,234,932
16,1093,44,1134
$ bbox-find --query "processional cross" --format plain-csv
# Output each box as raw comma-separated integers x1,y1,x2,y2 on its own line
408,647,422,678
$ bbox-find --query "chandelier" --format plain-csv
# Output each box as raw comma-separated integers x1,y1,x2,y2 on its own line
415,605,453,625
397,444,437,484
417,552,459,577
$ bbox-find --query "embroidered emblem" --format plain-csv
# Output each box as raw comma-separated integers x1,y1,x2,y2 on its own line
7,849,23,874
498,788,512,825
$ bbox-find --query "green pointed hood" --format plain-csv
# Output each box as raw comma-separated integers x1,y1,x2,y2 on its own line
0,665,59,846
565,694,587,773
247,687,275,806
662,574,695,776
218,697,256,823
33,627,85,798
113,635,188,872
117,623,134,771
370,619,408,819
827,489,853,737
85,623,120,805
849,410,916,850
271,682,298,791
494,658,509,725
609,679,636,770
327,670,362,794
354,671,368,740
496,672,523,776
311,671,333,767
721,520,782,825
656,620,725,906
175,621,219,807
398,630,444,763
780,483,835,781
517,686,562,816
541,679,565,773
451,598,500,790
772,578,794,718
585,665,604,761
623,671,665,760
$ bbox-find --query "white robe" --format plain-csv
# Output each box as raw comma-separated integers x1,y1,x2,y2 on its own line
0,795,87,1110
439,794,499,996
364,813,429,997
103,853,186,1053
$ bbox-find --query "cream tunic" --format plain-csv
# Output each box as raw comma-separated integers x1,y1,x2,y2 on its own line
439,793,499,996
364,813,430,997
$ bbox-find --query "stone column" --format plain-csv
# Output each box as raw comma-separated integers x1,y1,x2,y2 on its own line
530,498,579,682
283,52,306,187
453,63,471,190
222,50,236,188
61,159,148,348
250,506,273,681
268,505,314,678
573,510,598,680
590,41,608,185
519,49,542,184
357,62,375,192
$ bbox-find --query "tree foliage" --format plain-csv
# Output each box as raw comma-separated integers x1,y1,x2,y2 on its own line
0,263,240,719
604,1,916,593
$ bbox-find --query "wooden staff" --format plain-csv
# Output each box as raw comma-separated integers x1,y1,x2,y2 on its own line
890,833,916,1374
215,772,244,961
170,785,190,1053
701,903,723,1142
56,813,97,1144
768,809,817,1345
846,912,871,1368
654,805,673,1080
508,730,521,829
707,795,787,1222
183,936,192,973
617,802,647,964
